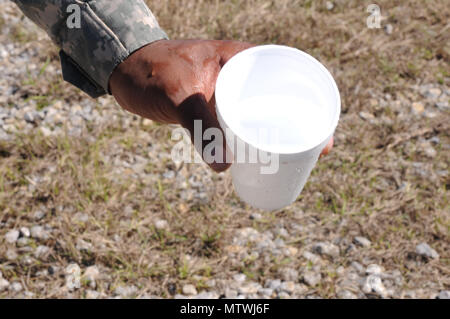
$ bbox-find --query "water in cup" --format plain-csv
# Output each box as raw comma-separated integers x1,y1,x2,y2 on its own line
234,95,331,153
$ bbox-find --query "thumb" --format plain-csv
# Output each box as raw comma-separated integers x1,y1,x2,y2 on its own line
176,93,231,173
218,41,255,67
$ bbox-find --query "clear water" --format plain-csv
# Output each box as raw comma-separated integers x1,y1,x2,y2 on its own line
233,95,331,153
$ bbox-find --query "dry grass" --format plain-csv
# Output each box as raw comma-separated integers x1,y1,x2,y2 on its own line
0,0,448,298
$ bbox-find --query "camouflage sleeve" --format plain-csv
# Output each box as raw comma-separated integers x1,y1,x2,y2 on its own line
11,0,169,98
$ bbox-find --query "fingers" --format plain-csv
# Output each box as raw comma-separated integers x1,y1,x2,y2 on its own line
320,136,334,158
217,41,255,67
176,93,231,173
171,41,254,173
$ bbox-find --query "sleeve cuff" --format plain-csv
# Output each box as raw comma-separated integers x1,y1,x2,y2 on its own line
58,1,169,96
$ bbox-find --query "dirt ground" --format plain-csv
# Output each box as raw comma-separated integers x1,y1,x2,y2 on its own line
0,0,448,298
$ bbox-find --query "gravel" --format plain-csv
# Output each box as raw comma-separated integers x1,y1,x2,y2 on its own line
32,210,46,221
362,275,387,298
154,219,169,230
437,291,450,299
312,242,340,259
415,243,440,260
114,285,138,298
182,284,198,296
353,236,371,248
265,279,282,291
65,264,81,291
6,249,18,261
384,24,394,35
337,290,358,299
233,273,246,283
326,1,334,11
34,245,50,259
30,225,49,240
4,229,20,243
258,288,274,297
279,281,296,294
20,227,30,238
366,264,383,275
0,278,9,292
85,290,101,299
351,261,365,274
422,88,442,99
303,271,322,287
83,266,100,289
16,237,29,247
10,282,23,293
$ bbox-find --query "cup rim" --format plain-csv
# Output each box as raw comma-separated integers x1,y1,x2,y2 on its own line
215,44,341,155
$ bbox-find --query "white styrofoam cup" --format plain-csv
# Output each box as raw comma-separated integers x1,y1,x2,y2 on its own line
215,45,341,211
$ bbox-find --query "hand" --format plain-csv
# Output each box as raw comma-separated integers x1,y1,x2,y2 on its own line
109,40,333,172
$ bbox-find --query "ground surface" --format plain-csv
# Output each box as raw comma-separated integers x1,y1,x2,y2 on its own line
0,0,449,299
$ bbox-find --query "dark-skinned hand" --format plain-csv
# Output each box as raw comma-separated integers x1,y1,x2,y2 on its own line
109,40,333,172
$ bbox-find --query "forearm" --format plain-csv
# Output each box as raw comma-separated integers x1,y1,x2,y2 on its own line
12,0,168,97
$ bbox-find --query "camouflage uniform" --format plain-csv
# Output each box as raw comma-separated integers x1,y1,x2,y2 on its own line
12,0,169,98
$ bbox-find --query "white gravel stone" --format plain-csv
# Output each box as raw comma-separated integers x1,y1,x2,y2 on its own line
265,279,282,291
33,210,45,221
5,229,20,243
182,284,198,296
282,268,299,282
65,264,81,290
436,101,449,111
423,88,442,99
303,251,322,264
0,278,10,292
412,102,425,115
359,111,375,122
233,273,246,283
83,266,100,289
280,281,296,293
34,245,50,259
366,264,383,275
6,249,18,261
354,236,371,248
258,288,274,297
326,1,334,10
16,237,29,247
30,225,49,240
86,290,100,299
73,212,89,223
312,242,340,258
438,291,450,299
225,288,238,299
250,213,262,221
278,291,290,299
20,227,30,238
154,219,169,230
10,282,22,292
194,291,219,299
76,238,93,251
337,290,358,299
384,24,393,35
303,271,321,287
114,285,138,297
416,243,439,259
238,282,261,295
351,261,365,274
362,275,387,298
36,269,49,277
